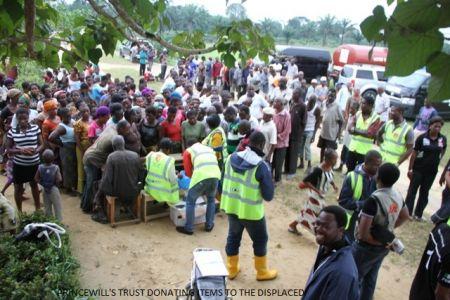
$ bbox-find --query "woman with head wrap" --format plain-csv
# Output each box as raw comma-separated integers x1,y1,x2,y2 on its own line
10,95,39,128
41,99,60,148
88,106,110,144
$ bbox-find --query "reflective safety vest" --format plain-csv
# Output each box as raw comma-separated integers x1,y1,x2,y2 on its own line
144,152,179,204
202,126,228,160
380,120,411,164
447,218,450,226
344,171,363,229
220,156,264,220
187,143,221,189
349,112,379,155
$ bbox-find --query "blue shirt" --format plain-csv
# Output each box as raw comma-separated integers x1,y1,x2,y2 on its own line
139,50,148,65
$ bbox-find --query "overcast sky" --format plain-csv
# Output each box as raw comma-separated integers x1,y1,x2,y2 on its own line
170,0,395,25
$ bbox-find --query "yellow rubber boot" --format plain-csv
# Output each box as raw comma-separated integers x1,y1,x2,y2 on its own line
254,256,278,281
226,255,240,280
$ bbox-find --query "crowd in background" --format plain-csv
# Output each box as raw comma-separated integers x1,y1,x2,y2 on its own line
0,49,449,299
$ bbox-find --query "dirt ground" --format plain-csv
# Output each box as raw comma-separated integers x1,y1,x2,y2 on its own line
6,59,444,299
8,145,444,300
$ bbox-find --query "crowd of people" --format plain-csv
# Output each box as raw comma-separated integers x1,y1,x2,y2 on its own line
0,53,449,300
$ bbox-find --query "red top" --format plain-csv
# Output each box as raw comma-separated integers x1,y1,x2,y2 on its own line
161,119,182,142
182,150,193,177
212,62,222,78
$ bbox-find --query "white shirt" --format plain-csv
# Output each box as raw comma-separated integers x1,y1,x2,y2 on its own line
336,85,350,112
375,92,390,122
237,93,268,120
286,63,298,79
270,87,292,110
259,119,277,158
11,109,39,128
306,86,317,101
249,116,260,130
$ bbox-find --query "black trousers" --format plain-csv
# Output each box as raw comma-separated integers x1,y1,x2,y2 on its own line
346,151,365,173
285,139,300,175
405,169,437,218
139,63,146,76
159,64,167,80
272,147,287,182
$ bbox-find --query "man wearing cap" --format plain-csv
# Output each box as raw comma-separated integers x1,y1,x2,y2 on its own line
316,77,329,100
259,107,277,162
306,79,318,101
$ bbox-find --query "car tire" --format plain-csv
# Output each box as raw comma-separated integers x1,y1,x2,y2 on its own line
362,89,377,100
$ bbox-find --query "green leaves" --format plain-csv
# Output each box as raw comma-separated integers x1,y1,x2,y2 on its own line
88,48,103,64
427,53,450,102
393,1,438,30
361,0,450,102
0,212,80,300
360,6,386,42
385,30,443,76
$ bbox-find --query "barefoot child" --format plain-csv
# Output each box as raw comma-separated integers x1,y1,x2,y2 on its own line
35,149,63,221
288,148,339,234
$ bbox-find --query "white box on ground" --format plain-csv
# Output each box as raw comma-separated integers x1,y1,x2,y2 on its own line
193,250,228,277
169,197,207,227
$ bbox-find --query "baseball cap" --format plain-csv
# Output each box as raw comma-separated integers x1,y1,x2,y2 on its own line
7,88,21,99
311,79,318,84
263,107,275,115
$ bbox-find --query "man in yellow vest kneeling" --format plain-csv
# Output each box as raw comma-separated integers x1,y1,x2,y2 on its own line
221,131,277,281
176,139,221,235
144,138,180,205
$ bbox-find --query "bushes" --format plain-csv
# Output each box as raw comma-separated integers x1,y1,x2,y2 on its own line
0,212,80,300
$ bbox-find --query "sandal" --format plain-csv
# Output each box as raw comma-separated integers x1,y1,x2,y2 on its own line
288,226,302,236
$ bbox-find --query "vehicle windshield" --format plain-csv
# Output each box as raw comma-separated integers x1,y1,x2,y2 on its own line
388,72,428,89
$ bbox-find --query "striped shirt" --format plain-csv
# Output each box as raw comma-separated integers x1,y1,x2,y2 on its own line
7,124,41,166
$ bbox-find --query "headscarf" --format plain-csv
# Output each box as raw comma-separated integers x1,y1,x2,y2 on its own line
6,88,21,99
94,106,110,119
18,94,30,106
43,99,58,112
141,88,153,97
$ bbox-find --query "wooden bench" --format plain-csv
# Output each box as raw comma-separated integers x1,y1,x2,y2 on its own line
140,192,171,223
106,195,141,228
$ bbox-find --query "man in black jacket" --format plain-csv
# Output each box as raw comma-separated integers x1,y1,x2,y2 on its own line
285,87,307,180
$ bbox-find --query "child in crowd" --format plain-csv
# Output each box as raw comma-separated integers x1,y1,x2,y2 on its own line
288,148,339,235
35,149,63,221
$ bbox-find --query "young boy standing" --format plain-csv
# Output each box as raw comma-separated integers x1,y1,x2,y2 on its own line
35,149,62,221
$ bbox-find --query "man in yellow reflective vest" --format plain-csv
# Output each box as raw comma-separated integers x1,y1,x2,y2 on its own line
176,139,221,235
377,106,414,165
338,150,381,241
144,138,179,205
202,114,228,170
346,96,380,172
220,132,277,281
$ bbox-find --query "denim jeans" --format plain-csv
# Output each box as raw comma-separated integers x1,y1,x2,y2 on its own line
225,214,268,257
81,163,101,212
352,241,389,300
184,178,218,232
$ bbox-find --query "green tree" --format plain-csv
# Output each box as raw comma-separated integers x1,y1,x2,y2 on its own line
338,18,355,45
361,0,450,102
318,15,336,46
0,0,273,70
259,18,282,37
352,30,365,45
226,3,247,20
282,26,295,45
